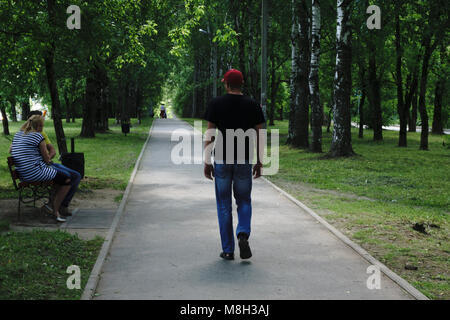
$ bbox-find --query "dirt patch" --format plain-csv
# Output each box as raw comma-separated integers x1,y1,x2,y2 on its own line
0,188,122,231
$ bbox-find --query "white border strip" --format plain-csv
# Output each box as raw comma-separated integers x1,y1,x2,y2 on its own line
81,120,155,300
262,176,429,300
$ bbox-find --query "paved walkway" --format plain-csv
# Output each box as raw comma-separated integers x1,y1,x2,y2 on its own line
95,118,413,300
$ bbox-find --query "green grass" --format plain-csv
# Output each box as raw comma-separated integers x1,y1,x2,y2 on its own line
0,230,103,300
0,117,153,198
182,117,450,300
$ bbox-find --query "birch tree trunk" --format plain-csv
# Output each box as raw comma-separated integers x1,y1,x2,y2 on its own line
309,0,322,153
328,0,355,157
288,0,310,148
288,0,299,144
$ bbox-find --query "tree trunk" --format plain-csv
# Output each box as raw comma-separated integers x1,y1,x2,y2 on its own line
9,98,17,122
21,100,30,121
309,0,322,153
1,103,10,135
328,0,355,157
44,0,67,154
431,78,444,134
432,46,445,135
357,60,366,139
249,6,260,101
395,9,407,147
368,49,383,141
64,89,71,123
288,0,310,149
44,48,67,154
358,90,365,139
418,36,432,150
230,0,247,95
81,68,97,138
269,65,279,126
278,104,283,121
192,55,198,118
71,79,76,122
122,81,131,124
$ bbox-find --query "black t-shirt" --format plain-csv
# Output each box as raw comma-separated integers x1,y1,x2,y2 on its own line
203,94,265,164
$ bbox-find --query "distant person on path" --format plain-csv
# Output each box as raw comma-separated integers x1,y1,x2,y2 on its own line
160,104,167,119
203,69,265,260
9,115,71,222
27,110,81,217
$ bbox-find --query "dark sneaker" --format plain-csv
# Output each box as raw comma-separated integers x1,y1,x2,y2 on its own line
220,252,234,260
238,233,252,259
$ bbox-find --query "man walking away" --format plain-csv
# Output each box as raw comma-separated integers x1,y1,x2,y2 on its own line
203,69,265,260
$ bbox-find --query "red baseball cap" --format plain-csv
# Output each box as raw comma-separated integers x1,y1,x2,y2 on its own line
221,69,244,86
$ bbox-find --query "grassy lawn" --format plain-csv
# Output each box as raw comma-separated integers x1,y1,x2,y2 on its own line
183,117,450,300
0,117,152,299
0,229,103,299
0,117,153,198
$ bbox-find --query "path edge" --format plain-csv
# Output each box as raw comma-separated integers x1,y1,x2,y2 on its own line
261,176,429,300
80,120,155,300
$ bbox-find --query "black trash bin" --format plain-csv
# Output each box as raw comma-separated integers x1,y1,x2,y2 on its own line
61,138,85,179
121,123,130,135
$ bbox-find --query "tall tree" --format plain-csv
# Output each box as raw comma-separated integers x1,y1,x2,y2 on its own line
309,0,323,152
44,0,67,154
288,0,310,149
417,0,448,150
328,0,355,157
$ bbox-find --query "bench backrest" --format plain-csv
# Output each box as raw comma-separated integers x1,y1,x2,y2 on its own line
7,157,20,190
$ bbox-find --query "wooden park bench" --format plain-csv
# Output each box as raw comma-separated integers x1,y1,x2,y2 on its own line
7,156,54,221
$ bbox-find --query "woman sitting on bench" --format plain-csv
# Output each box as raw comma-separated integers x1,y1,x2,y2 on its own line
9,115,71,222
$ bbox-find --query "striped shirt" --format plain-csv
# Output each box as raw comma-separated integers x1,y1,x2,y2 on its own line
10,131,57,182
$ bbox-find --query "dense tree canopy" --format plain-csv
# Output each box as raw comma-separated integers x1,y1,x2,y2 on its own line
0,0,449,155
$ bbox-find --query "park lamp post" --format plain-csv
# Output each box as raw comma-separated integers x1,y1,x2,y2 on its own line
199,28,218,98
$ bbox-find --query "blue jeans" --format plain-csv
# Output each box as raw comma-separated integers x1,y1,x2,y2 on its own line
51,163,81,208
214,162,252,254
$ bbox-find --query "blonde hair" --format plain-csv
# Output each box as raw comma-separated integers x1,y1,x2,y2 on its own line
21,115,44,134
